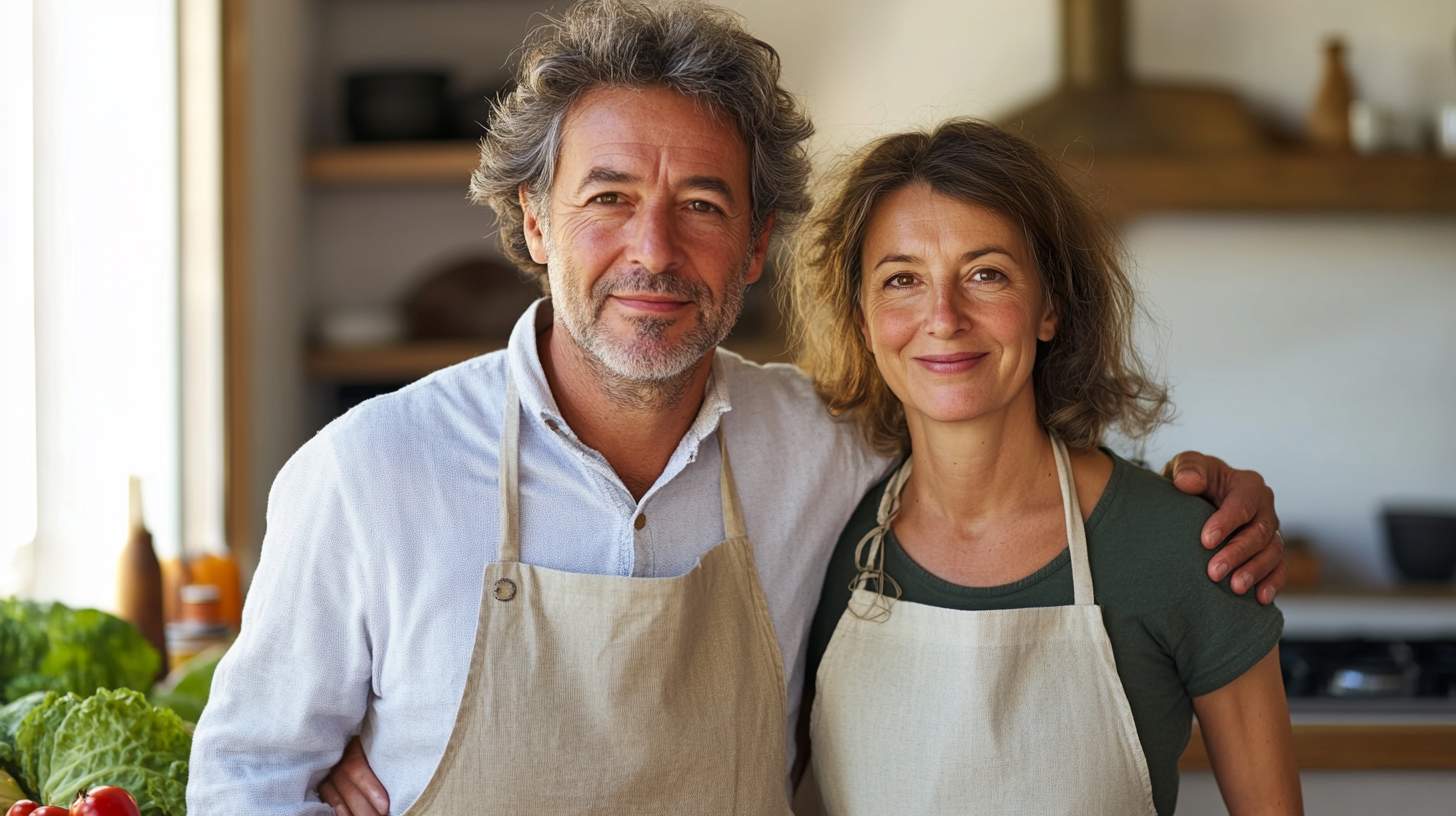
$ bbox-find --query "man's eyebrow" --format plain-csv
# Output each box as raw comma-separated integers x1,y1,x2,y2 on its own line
681,175,736,205
577,167,636,193
872,246,1016,270
575,168,737,205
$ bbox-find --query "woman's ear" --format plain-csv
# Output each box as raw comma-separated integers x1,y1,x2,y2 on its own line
1038,297,1058,343
520,186,549,265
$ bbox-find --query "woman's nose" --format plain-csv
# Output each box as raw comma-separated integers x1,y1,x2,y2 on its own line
627,200,679,274
924,284,967,338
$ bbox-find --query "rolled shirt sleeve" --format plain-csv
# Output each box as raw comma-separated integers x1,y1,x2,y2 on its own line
188,432,373,814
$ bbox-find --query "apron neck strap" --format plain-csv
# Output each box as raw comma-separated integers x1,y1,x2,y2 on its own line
1050,434,1094,606
498,375,523,563
718,430,747,540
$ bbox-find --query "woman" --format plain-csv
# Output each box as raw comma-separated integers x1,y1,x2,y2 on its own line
794,119,1300,816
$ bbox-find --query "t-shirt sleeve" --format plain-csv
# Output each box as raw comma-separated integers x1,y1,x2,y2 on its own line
1105,463,1284,699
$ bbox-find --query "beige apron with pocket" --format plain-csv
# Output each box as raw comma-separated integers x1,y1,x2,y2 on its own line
403,376,791,815
809,436,1158,816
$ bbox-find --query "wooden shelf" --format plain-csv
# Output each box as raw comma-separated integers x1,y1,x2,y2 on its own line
308,340,502,382
307,335,791,384
306,142,480,185
306,144,1456,214
1081,153,1456,218
1180,722,1456,770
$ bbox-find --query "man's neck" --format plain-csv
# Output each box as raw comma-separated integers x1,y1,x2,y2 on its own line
538,321,714,500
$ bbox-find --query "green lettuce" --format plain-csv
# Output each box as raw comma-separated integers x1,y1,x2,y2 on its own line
0,599,160,703
148,650,224,725
15,689,189,815
0,600,50,698
0,692,48,799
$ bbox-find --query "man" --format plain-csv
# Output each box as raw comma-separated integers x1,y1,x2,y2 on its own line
188,2,1286,814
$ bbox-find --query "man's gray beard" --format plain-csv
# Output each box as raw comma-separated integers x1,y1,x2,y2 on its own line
546,231,751,397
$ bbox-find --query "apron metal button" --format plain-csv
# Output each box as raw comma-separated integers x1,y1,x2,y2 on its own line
493,578,517,602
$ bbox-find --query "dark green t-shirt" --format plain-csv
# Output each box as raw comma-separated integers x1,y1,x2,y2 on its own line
806,451,1283,816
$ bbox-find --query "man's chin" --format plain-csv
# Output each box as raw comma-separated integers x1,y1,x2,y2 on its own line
588,330,717,383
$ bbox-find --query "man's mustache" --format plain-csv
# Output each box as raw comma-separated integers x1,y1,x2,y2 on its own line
590,268,715,310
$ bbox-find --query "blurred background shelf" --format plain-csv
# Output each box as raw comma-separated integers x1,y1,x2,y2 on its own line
307,143,1456,213
306,142,480,185
307,340,500,383
1085,153,1456,217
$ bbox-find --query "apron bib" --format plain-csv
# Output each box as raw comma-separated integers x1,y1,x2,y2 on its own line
810,436,1157,816
403,376,790,815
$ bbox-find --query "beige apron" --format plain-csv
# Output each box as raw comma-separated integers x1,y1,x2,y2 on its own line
403,376,790,815
809,436,1157,816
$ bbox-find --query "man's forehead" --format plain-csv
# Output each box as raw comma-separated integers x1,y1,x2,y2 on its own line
555,86,750,188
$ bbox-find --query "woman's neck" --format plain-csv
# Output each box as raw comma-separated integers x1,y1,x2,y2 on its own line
902,387,1054,532
893,387,1109,588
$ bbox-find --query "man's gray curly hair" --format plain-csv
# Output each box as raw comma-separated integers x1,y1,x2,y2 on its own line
469,0,815,284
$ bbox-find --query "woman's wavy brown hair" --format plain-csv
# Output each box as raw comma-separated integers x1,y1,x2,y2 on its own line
785,118,1171,456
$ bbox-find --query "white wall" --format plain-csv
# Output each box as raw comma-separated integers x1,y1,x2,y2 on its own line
727,0,1456,586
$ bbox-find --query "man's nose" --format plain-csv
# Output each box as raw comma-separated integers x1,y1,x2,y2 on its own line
627,200,680,274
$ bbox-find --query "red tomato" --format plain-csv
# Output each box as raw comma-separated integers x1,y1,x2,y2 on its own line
68,787,140,816
6,801,40,816
29,807,66,816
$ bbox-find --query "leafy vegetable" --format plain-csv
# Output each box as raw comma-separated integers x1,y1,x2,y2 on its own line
0,602,49,700
0,693,47,800
13,690,188,816
147,649,223,726
0,769,23,810
0,601,159,704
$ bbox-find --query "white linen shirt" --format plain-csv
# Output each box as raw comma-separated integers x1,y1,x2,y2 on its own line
188,300,891,815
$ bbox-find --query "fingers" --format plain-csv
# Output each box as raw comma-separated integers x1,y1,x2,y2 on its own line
332,767,386,816
341,736,390,814
1256,559,1290,605
1215,528,1285,595
1163,451,1211,496
318,779,348,816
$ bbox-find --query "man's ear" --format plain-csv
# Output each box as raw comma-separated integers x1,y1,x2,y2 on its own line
744,213,775,286
520,186,549,265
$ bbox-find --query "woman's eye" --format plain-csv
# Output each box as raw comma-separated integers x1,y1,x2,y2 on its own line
688,200,718,213
971,268,1004,283
887,273,917,288
592,193,620,204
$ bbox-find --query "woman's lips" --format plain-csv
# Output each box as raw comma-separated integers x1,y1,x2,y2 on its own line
913,352,988,373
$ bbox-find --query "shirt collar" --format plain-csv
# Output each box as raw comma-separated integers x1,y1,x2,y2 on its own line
505,298,733,448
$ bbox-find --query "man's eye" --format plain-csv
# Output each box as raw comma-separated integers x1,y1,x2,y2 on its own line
688,200,718,213
592,193,619,204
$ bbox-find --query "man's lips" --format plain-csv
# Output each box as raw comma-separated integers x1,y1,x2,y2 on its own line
609,294,694,314
913,352,988,373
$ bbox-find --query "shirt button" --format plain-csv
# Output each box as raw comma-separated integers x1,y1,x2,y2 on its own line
634,514,647,530
544,419,558,431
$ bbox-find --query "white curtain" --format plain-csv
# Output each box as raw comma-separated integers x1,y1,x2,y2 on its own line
2,0,183,611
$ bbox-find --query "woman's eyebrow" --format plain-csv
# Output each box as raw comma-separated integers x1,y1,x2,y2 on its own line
872,245,1015,270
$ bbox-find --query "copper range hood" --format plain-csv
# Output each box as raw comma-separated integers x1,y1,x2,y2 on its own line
1002,0,1269,155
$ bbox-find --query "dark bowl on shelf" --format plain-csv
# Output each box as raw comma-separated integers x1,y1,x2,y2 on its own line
345,70,454,142
1384,508,1456,582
